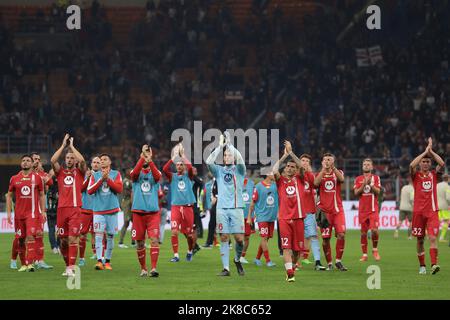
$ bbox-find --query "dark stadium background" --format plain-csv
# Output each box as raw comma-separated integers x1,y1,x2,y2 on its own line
0,0,448,206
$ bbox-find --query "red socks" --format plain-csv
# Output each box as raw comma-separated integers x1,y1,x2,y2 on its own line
68,243,78,266
256,245,263,260
263,250,270,263
302,249,309,260
11,238,19,260
79,236,87,259
26,239,36,265
361,234,368,254
35,235,44,261
137,247,146,270
60,241,69,266
150,246,159,270
171,235,179,254
336,238,345,260
417,252,425,266
430,248,438,265
187,235,194,251
372,232,379,249
323,241,332,264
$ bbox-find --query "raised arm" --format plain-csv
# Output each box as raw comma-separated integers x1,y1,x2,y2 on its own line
162,160,174,182
272,144,290,181
206,135,225,177
284,140,305,178
50,133,70,174
333,167,345,183
68,137,87,173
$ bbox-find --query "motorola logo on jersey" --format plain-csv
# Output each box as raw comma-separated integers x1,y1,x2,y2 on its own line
242,192,250,202
21,186,31,196
325,181,334,190
286,186,295,195
141,181,151,193
64,176,74,185
178,180,186,190
266,195,275,205
422,181,432,190
224,173,233,183
101,182,110,193
364,185,371,193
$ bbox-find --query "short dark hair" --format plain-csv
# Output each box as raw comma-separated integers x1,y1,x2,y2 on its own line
322,153,335,160
300,154,312,162
21,154,32,161
99,153,111,160
363,158,373,163
422,154,432,160
30,151,39,157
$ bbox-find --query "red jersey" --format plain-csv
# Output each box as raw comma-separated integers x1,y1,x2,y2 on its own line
299,171,316,214
412,170,438,213
8,171,44,219
36,170,53,188
354,174,381,214
276,175,304,220
316,170,344,214
56,167,84,208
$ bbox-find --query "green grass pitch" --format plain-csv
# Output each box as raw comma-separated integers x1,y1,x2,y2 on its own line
0,230,449,300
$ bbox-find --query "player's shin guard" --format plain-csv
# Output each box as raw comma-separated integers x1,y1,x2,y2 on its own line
137,247,146,270
322,241,332,264
310,238,321,262
430,248,438,265
372,232,379,249
105,235,114,261
11,238,19,260
150,247,159,270
26,239,36,265
171,235,179,254
95,233,104,261
336,238,345,261
79,236,87,259
417,252,425,266
220,241,230,270
361,234,368,254
235,240,244,261
68,242,78,266
256,244,263,259
35,234,44,261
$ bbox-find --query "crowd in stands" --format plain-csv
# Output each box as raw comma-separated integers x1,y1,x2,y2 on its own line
0,0,448,179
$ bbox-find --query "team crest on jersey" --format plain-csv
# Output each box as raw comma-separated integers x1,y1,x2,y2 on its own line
422,181,431,190
141,181,151,193
178,180,186,190
224,173,233,183
363,185,371,193
304,182,310,190
101,182,110,192
242,192,250,202
286,186,295,195
21,186,31,196
325,181,334,190
64,176,74,185
266,195,275,205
